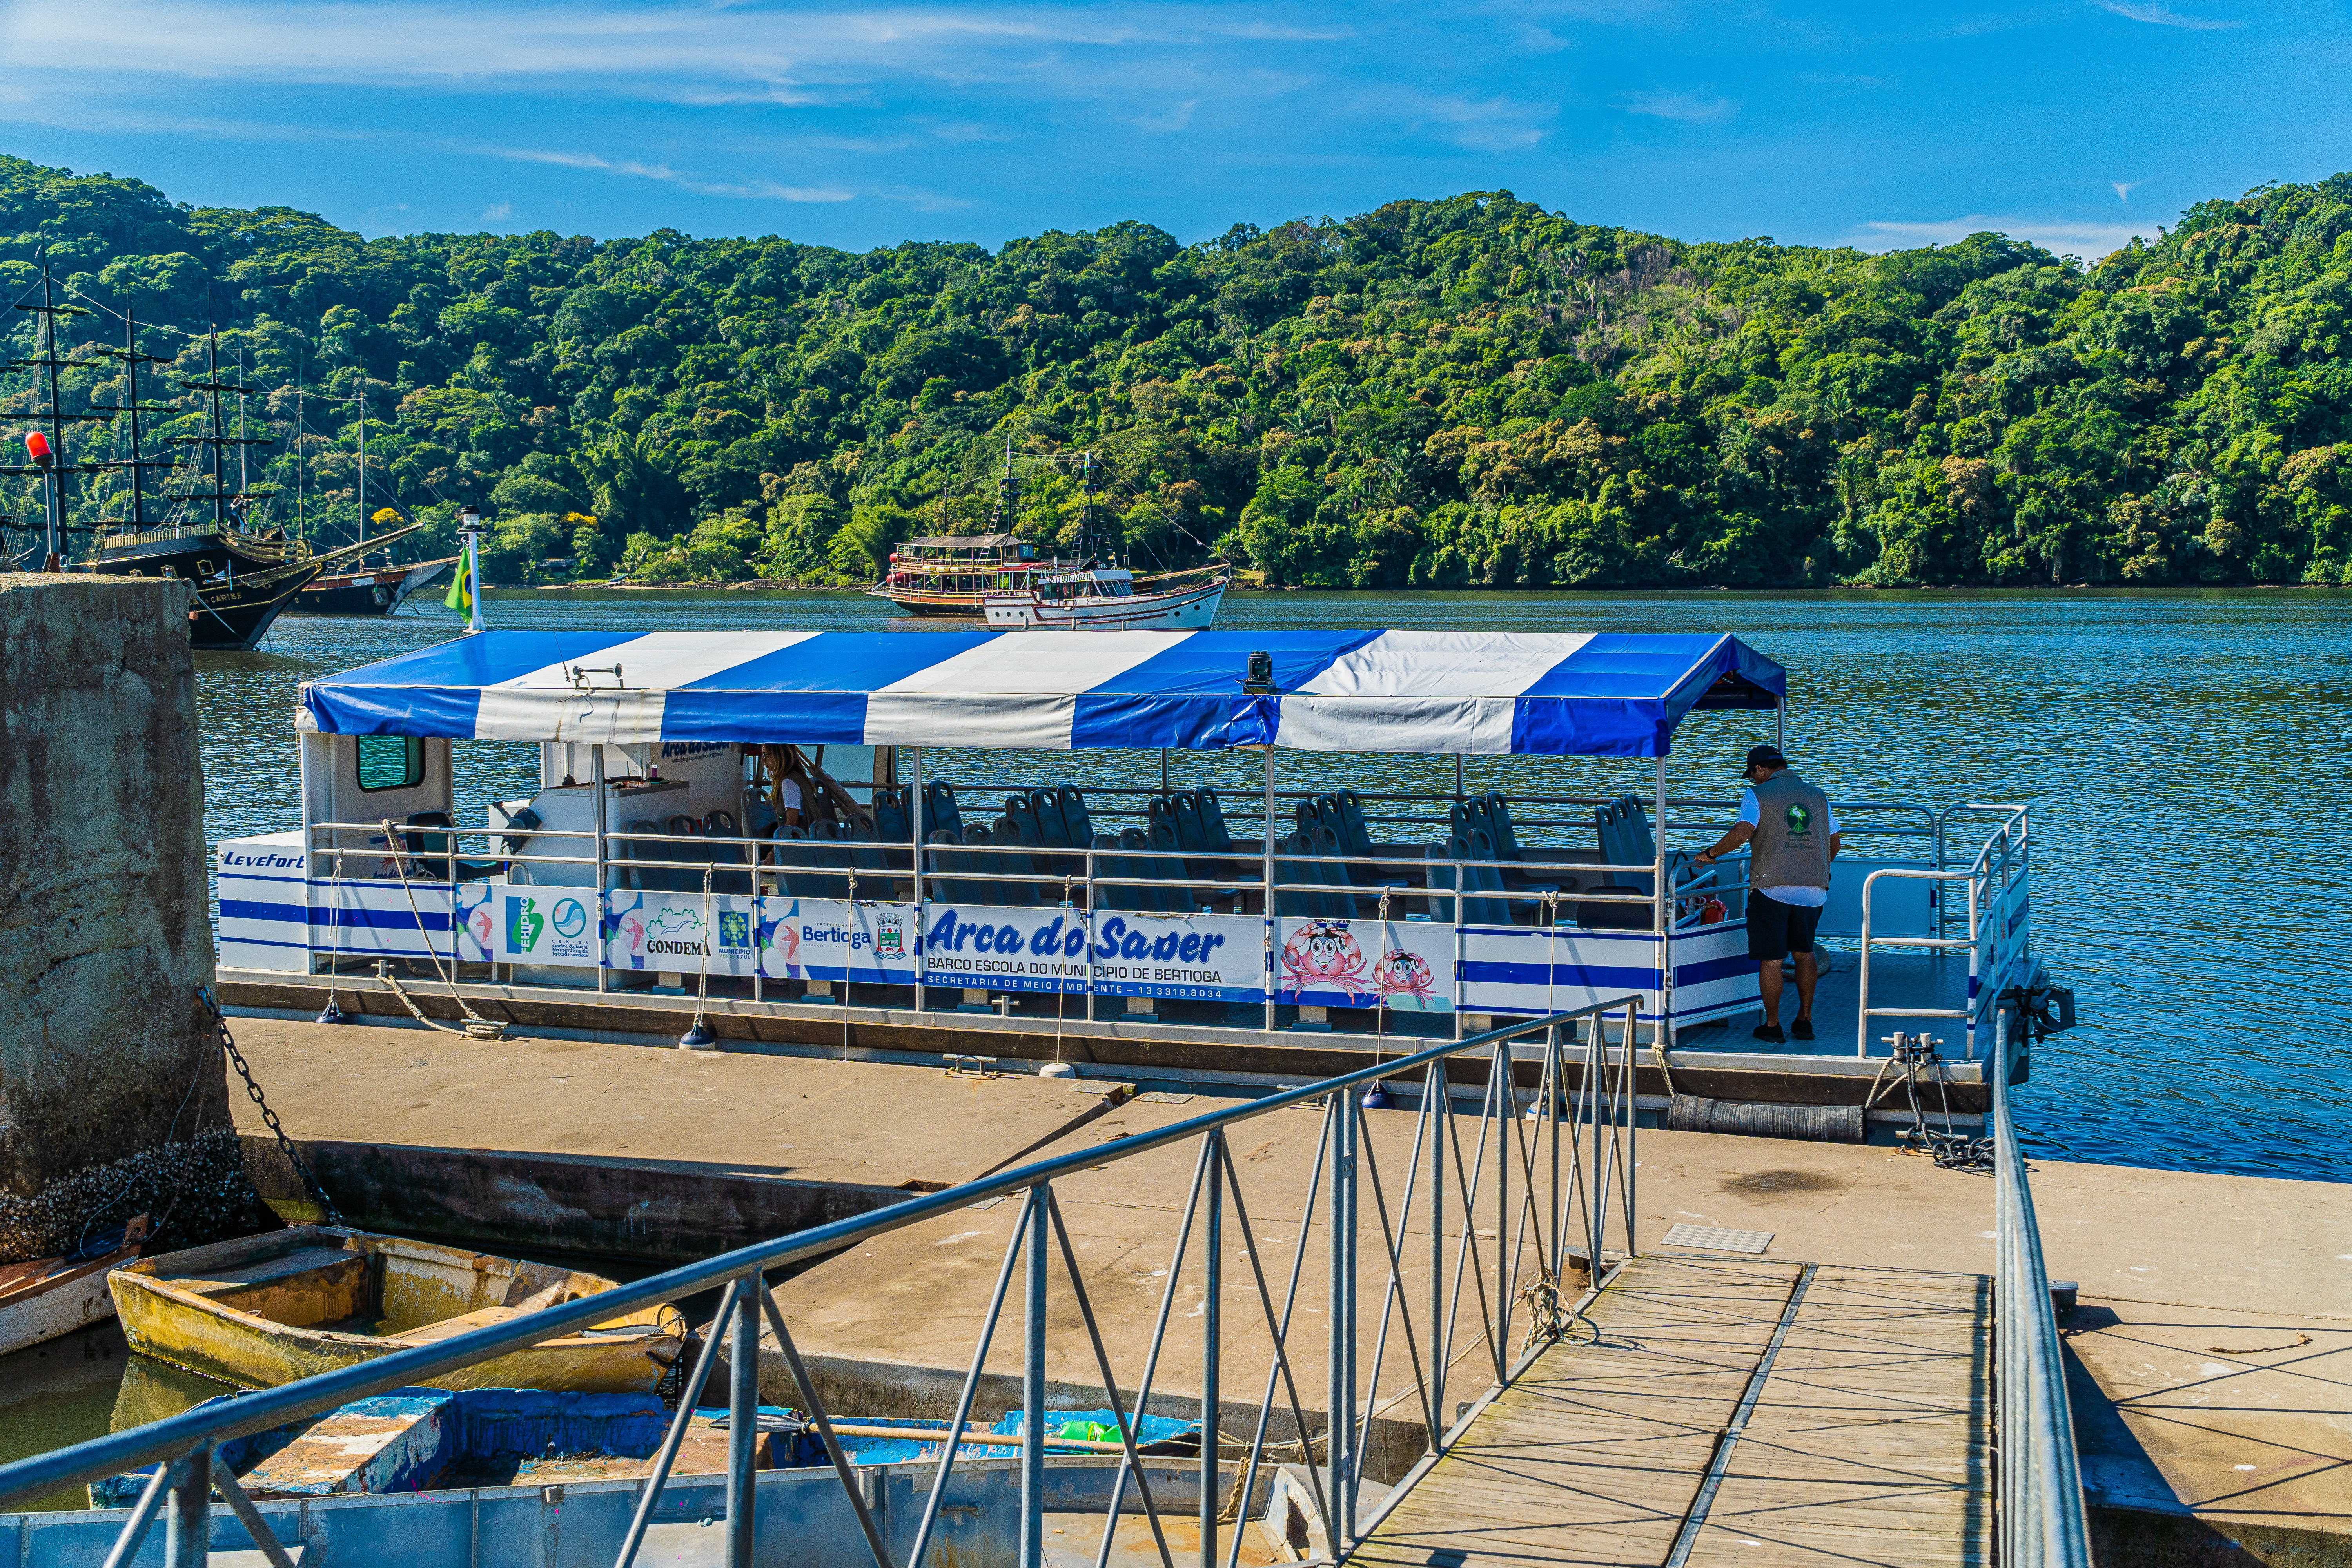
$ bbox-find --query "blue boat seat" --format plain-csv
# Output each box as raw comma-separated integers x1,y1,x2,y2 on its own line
400,810,502,884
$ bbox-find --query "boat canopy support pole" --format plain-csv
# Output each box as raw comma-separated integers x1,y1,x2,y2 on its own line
1262,746,1277,1035
727,1274,759,1568
1655,755,1671,1051
909,745,927,1017
162,1443,212,1568
593,747,608,995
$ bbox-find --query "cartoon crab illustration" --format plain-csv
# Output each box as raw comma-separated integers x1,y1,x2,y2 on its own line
1372,948,1437,1004
1281,920,1368,995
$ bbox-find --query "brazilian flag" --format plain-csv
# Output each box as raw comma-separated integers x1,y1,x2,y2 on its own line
443,549,474,616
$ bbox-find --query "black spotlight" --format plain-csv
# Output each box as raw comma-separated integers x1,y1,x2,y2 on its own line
1242,650,1276,695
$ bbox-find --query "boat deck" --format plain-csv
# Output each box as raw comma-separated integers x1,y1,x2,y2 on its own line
1350,1253,1991,1568
1675,947,1978,1060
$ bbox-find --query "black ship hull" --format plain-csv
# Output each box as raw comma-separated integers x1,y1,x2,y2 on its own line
82,532,323,652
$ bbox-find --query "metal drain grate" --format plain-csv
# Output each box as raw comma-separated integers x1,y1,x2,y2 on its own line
1661,1224,1776,1254
1136,1091,1195,1105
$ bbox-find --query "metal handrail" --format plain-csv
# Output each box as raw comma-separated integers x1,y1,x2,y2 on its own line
1991,1004,2092,1566
0,1002,1639,1548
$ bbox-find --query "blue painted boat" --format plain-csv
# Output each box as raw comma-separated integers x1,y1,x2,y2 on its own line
92,1387,686,1506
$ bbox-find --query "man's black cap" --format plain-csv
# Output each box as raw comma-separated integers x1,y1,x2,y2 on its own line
1745,745,1788,770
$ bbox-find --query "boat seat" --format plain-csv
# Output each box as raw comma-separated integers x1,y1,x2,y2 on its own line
1145,814,1196,913
922,782,964,842
1423,842,1458,922
702,811,751,896
401,811,501,884
174,1243,365,1298
1196,789,1234,855
1055,785,1094,850
1594,795,1694,896
872,786,913,844
987,815,1044,907
387,1305,525,1344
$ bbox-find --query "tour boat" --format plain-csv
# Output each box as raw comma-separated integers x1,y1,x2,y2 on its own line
109,1227,685,1393
211,627,2047,1138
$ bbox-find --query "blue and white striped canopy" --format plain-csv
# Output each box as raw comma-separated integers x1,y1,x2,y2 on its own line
296,629,1784,757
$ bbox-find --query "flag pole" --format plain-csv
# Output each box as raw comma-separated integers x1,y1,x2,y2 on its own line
458,504,485,632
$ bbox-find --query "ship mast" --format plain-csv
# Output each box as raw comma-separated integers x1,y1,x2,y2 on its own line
173,330,273,532
90,309,182,535
5,256,105,566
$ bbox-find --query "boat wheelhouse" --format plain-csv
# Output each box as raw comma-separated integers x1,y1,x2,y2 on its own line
216,629,2040,1133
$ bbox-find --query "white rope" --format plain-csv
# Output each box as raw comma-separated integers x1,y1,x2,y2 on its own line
377,818,505,1040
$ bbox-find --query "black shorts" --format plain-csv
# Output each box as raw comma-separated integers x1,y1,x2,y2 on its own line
1747,894,1823,962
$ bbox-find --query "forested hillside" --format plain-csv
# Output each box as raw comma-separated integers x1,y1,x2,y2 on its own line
5,152,2350,588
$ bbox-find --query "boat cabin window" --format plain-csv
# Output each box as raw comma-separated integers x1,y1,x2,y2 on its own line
356,735,426,792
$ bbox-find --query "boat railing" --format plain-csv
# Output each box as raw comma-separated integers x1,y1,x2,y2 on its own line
0,1004,1651,1568
1856,805,2032,1059
1991,999,2092,1567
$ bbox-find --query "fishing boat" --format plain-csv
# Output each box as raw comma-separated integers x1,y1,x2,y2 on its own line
287,550,460,617
212,627,2057,1135
109,1227,685,1393
982,563,1227,630
0,1216,148,1357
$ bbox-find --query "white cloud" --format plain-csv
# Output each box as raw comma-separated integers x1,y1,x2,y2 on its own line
2111,180,2142,203
1133,99,1198,133
1619,90,1737,123
1386,91,1557,151
1850,214,2153,258
482,200,512,220
477,145,852,202
2091,0,2241,28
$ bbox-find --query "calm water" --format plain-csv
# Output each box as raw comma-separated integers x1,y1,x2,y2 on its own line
193,586,2352,1182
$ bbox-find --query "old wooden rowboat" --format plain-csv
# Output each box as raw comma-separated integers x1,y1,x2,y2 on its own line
0,1216,149,1357
109,1227,684,1392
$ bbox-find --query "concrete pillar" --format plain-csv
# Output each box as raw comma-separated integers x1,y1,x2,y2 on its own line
0,575,225,1213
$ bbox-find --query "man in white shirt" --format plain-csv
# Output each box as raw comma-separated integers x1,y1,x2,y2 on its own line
1693,746,1841,1043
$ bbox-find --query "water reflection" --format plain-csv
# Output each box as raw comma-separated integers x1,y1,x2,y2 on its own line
198,588,2352,1182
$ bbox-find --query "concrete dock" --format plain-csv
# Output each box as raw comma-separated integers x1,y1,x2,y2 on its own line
222,1017,2352,1562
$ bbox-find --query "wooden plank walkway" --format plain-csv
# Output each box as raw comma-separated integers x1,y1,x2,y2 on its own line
1347,1254,1992,1568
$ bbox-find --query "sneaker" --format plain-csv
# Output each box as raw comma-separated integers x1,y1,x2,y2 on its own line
1791,1018,1815,1041
1751,1023,1786,1043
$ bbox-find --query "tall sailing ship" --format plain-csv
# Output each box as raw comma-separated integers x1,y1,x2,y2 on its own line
1,264,428,648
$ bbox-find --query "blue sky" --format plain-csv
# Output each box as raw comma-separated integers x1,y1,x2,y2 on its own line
0,0,2343,258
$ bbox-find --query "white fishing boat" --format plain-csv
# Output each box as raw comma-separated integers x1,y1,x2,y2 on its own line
982,564,1226,629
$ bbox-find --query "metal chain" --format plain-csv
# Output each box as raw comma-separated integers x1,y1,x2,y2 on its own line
199,987,344,1227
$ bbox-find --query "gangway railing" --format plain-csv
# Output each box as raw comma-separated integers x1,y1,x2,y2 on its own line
1856,804,2031,1058
1991,1000,2091,1567
0,1001,1646,1568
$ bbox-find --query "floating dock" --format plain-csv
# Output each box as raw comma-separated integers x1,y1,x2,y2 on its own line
216,1016,2351,1561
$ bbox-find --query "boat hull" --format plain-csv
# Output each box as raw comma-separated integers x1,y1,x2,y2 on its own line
288,557,457,618
0,1259,122,1357
109,1228,683,1394
983,575,1226,630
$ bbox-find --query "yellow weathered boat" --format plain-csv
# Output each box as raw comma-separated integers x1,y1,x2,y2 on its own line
110,1227,684,1393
